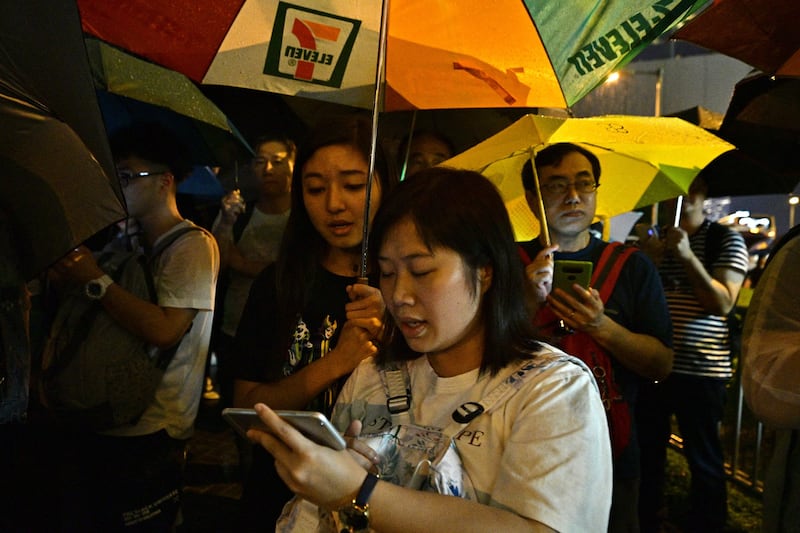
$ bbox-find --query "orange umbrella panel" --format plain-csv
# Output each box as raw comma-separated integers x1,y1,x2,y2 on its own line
79,0,706,111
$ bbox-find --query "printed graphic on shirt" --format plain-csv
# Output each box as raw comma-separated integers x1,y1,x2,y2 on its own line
284,314,339,411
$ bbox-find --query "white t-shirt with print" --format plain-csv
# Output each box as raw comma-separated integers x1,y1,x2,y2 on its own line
332,345,613,533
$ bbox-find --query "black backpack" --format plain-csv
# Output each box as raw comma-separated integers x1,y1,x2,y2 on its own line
41,225,203,430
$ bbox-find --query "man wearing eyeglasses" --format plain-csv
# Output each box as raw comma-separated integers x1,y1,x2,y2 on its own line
53,122,220,530
210,133,295,408
518,142,673,533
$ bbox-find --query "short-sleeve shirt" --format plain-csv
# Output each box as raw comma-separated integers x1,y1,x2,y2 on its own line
212,208,289,336
233,263,376,415
332,348,613,532
105,220,220,439
658,220,749,380
233,263,378,517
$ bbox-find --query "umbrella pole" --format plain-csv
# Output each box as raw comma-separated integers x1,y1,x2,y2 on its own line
398,110,418,182
529,148,551,247
673,196,683,227
359,0,391,283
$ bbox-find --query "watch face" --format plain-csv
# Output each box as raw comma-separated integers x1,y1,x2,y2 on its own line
339,506,369,531
85,277,110,299
87,282,102,297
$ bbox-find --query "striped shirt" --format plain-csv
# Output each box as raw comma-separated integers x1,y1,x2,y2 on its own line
659,220,749,379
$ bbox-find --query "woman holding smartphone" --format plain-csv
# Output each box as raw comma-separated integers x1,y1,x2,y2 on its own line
248,167,613,532
231,114,396,529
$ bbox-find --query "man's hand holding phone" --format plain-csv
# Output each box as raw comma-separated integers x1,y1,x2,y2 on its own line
552,260,593,299
547,260,608,332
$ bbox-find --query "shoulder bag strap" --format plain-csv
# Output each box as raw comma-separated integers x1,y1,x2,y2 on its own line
381,357,561,438
380,362,413,426
442,357,549,437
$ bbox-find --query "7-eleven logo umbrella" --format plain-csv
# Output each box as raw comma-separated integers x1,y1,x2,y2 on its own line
78,0,706,111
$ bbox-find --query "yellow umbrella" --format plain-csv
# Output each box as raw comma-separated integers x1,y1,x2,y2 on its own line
444,114,735,242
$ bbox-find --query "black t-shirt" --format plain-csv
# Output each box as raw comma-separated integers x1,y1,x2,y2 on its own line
232,262,378,528
233,262,377,414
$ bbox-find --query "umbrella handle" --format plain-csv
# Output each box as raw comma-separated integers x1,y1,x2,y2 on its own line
529,148,551,247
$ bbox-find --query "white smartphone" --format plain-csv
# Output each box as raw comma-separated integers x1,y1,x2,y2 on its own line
221,408,346,450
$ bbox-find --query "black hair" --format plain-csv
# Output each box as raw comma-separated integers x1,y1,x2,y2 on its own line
250,132,297,159
396,129,456,169
273,113,397,343
369,166,541,375
521,142,601,191
109,122,193,182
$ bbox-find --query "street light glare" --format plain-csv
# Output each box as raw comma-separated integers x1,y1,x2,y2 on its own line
606,71,621,84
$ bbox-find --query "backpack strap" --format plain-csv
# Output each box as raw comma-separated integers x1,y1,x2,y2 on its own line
232,202,256,243
146,224,206,369
518,244,532,265
149,224,206,262
591,242,637,304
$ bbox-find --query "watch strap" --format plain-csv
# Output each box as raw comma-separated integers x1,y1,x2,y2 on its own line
354,472,379,508
85,274,114,299
338,472,379,533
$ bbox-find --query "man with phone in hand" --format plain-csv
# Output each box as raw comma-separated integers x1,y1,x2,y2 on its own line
635,175,749,533
518,142,673,533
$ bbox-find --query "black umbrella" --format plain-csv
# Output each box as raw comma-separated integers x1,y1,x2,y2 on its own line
696,150,799,198
667,80,800,198
0,0,126,280
719,74,800,176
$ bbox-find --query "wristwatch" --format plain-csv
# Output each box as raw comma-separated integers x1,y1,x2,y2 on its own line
85,274,114,300
338,472,379,533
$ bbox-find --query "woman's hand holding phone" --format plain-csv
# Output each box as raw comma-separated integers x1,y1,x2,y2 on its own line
243,404,370,511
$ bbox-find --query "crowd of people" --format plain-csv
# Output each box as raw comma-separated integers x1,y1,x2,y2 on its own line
1,110,794,533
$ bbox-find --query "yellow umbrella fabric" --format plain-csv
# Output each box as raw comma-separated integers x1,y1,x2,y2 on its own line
443,114,735,241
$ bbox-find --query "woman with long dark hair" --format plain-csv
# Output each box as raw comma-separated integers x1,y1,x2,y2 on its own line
232,114,396,528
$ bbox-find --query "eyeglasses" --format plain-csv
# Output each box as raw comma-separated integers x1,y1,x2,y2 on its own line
540,178,598,196
117,169,166,188
252,154,289,167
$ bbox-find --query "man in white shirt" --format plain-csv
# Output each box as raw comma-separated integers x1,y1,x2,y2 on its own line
54,122,220,530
